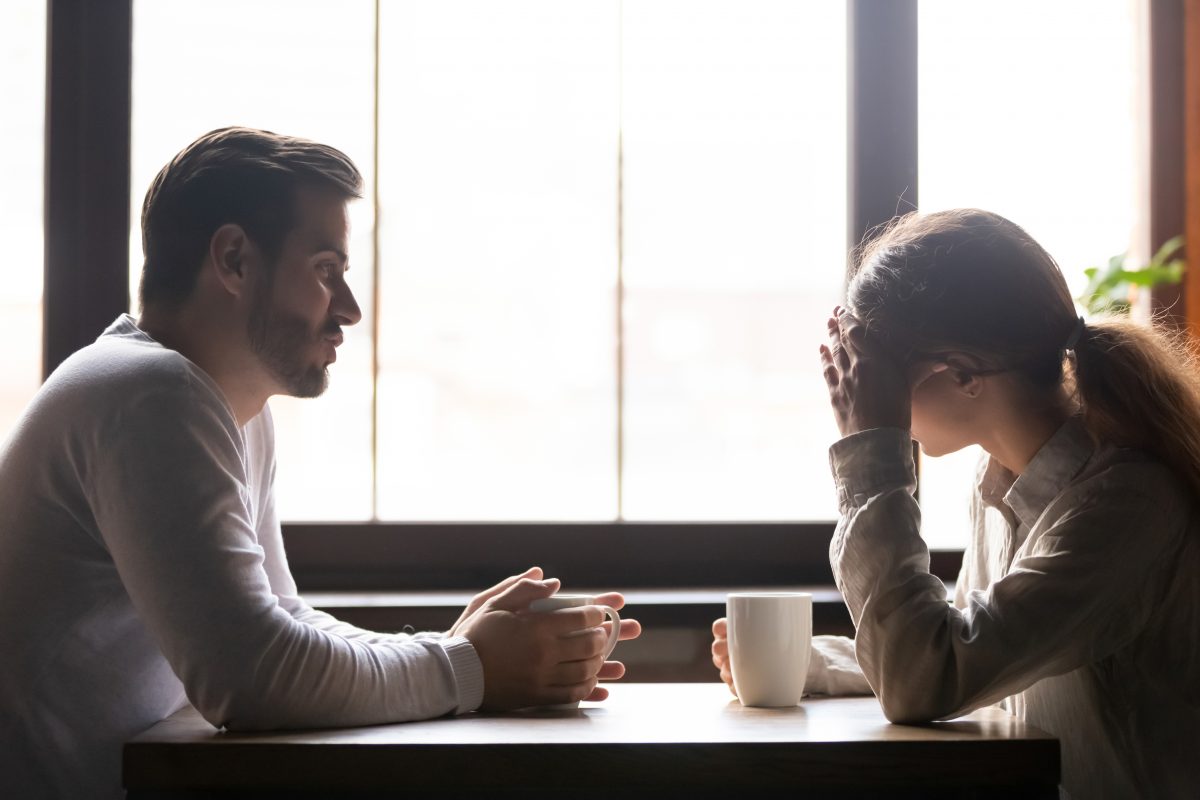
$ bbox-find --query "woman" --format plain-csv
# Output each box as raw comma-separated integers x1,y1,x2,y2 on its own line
712,209,1200,799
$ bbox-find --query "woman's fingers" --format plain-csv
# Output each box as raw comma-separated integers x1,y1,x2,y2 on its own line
721,665,736,695
836,309,870,361
819,344,839,388
712,637,728,660
827,315,851,372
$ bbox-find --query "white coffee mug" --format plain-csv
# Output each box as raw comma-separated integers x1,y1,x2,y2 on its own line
527,594,621,708
726,592,812,708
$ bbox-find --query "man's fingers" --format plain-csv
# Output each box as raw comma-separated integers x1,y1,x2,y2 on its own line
598,617,641,642
530,605,606,634
535,606,640,640
557,626,609,661
597,660,626,680
488,577,560,612
589,592,626,611
552,655,605,686
573,663,627,704
542,678,598,706
712,617,727,637
583,685,610,702
615,618,641,641
475,567,543,604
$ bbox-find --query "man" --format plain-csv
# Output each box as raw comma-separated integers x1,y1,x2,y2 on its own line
0,127,639,799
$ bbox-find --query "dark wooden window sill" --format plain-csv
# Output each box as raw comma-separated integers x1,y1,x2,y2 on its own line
284,522,965,592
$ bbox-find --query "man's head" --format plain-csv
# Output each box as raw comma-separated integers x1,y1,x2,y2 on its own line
139,127,364,398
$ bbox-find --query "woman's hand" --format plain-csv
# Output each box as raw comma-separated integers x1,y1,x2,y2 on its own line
711,617,737,697
818,306,938,437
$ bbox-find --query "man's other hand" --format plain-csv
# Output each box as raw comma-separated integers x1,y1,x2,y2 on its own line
455,575,642,710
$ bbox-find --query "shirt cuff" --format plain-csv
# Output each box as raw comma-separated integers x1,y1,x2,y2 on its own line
440,635,485,714
828,428,916,510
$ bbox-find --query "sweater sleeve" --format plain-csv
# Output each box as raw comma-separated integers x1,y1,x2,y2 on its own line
85,378,483,730
828,427,1186,724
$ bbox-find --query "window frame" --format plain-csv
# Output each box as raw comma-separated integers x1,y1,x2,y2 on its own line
42,0,1183,591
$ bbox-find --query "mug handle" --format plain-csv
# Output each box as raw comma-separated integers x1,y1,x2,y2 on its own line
594,605,621,659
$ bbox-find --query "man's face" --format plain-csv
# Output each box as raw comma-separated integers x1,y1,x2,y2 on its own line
247,188,362,398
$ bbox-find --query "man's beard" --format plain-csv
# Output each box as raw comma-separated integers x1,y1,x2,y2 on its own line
248,294,338,399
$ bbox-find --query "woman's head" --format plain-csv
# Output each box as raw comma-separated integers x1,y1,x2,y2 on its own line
849,210,1078,372
847,209,1200,503
848,209,1081,454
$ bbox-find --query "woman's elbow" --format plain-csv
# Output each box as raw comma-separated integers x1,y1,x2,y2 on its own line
877,687,945,724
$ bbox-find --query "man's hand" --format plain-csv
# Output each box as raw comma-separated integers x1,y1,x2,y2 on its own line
455,576,642,710
818,306,940,437
576,591,642,702
711,617,737,697
447,567,545,638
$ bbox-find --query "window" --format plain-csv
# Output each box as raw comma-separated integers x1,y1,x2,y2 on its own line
132,0,847,524
88,0,1149,576
0,0,45,442
917,0,1140,548
620,1,845,521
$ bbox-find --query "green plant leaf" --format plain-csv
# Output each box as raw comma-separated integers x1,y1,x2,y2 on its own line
1076,236,1186,316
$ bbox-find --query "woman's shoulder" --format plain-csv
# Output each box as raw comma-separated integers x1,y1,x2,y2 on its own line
1076,442,1189,499
1050,443,1194,543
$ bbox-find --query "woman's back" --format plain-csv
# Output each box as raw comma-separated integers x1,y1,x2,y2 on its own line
957,419,1200,798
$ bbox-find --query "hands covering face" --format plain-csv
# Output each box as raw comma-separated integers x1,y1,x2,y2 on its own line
818,306,947,438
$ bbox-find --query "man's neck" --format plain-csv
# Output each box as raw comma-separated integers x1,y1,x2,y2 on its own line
137,305,272,427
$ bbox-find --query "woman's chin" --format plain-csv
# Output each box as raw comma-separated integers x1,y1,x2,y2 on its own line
915,437,970,458
913,434,943,457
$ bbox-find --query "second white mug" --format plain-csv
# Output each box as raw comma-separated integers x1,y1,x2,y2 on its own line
727,592,812,708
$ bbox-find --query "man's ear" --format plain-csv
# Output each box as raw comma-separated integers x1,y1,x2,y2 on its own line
208,224,252,299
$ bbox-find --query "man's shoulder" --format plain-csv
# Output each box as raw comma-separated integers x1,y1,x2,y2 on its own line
42,333,229,424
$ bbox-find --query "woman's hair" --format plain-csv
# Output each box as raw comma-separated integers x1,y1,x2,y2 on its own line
848,208,1200,497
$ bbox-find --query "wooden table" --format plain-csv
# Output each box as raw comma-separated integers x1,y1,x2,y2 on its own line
124,683,1059,799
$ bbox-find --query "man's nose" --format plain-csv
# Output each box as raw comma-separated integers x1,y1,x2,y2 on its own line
333,281,363,327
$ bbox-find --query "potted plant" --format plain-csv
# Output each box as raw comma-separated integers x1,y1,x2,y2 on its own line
1077,236,1186,315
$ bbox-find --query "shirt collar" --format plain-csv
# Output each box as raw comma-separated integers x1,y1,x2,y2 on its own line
978,417,1095,529
101,313,155,344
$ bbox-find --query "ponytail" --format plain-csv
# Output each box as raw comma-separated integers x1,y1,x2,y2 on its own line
1072,317,1200,498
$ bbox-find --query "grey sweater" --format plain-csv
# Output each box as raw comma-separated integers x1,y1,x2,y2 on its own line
0,315,483,800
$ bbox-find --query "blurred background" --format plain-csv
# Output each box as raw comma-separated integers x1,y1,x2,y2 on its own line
2,0,1194,561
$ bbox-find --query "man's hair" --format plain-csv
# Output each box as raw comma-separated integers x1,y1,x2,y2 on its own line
138,126,363,309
